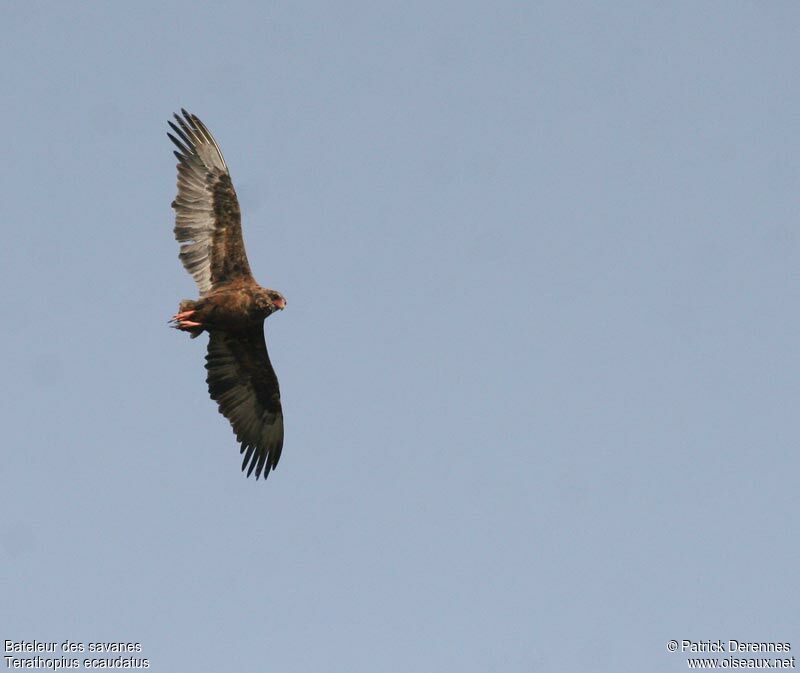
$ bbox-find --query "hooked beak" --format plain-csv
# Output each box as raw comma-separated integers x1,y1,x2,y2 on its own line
274,296,287,310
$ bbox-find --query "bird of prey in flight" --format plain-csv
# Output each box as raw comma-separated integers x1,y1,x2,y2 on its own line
168,109,286,481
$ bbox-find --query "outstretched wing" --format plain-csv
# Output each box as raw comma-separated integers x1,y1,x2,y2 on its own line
168,109,253,295
205,327,284,480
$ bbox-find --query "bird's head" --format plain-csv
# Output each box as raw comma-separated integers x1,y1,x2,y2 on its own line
264,289,287,313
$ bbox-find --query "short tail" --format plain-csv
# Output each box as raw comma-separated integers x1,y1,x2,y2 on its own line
170,299,204,338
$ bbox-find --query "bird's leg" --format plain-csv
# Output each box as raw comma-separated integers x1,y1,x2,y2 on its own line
170,299,205,335
169,309,203,332
170,318,204,335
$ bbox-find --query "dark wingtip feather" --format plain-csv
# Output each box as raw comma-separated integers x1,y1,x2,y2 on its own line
167,132,190,156
168,120,194,150
239,443,274,482
176,109,193,127
242,443,258,478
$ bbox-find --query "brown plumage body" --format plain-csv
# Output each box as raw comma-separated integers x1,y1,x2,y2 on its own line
167,110,286,481
177,281,285,338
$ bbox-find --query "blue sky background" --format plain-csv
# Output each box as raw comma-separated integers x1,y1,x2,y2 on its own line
2,2,799,671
